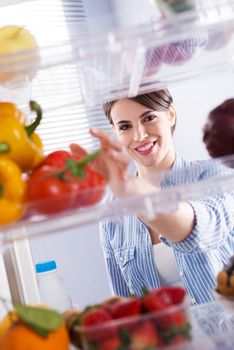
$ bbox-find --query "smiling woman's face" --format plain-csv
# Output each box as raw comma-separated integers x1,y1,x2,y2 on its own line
111,98,176,169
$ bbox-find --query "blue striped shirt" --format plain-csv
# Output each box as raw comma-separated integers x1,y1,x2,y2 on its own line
100,154,234,305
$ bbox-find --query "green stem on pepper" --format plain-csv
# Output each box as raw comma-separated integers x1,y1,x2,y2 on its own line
65,149,100,179
25,101,42,137
0,142,11,154
0,184,3,198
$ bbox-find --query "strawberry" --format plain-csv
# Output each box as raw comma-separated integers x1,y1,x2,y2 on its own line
98,336,122,350
131,321,158,349
170,310,187,328
81,307,112,327
155,286,186,305
81,307,115,342
157,310,187,332
110,298,142,319
170,334,188,346
142,287,188,334
158,314,191,346
101,296,125,314
161,324,192,347
142,292,172,313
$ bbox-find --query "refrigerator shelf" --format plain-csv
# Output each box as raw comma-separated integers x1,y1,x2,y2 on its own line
0,155,234,247
0,0,234,104
0,0,32,6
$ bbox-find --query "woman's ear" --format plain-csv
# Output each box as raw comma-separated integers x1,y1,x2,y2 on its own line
168,104,176,127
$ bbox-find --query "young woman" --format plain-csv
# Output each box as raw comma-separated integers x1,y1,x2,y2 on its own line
72,89,234,305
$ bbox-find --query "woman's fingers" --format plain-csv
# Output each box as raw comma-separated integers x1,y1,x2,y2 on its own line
89,128,134,194
70,143,88,157
106,149,130,169
90,128,122,151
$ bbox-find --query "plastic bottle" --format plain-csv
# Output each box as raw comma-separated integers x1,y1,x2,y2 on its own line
35,260,72,313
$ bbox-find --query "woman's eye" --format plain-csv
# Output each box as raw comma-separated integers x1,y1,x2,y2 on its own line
119,124,131,131
144,114,157,122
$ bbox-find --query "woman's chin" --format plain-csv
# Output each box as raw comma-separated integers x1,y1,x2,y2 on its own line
136,154,161,168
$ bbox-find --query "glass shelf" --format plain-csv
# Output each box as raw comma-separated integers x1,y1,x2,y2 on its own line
1,0,234,104
0,154,233,247
0,0,33,6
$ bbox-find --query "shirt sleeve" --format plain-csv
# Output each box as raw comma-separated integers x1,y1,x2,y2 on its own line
99,222,131,297
161,162,234,254
161,192,234,254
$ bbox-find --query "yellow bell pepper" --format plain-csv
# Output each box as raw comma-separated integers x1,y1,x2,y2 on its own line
0,101,45,172
0,158,26,224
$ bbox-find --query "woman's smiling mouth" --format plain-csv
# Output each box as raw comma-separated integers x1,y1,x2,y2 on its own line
135,141,157,156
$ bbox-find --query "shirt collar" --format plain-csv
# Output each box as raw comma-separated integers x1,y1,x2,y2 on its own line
160,153,191,187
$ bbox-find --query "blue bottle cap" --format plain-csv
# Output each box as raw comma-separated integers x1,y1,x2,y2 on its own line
36,260,57,273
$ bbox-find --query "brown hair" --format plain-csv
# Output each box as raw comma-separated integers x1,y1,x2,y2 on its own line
103,89,176,132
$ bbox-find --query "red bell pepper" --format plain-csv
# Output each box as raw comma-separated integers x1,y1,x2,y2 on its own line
26,150,106,215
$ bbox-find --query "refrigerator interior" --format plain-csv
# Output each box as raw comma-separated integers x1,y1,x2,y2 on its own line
0,0,234,346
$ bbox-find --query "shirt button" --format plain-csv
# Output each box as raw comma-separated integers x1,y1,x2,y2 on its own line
191,298,196,305
120,256,124,262
179,271,184,278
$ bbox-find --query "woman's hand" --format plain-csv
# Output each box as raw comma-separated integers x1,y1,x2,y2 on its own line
70,129,158,198
89,128,136,197
90,128,161,198
70,130,133,197
70,131,130,183
69,143,88,158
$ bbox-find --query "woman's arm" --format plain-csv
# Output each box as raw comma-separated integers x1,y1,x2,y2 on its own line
139,201,195,243
90,128,195,242
90,129,234,247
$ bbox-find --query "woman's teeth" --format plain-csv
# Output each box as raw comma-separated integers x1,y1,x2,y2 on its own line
136,142,154,152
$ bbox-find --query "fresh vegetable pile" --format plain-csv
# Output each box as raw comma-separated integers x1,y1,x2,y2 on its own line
70,286,192,350
0,101,106,224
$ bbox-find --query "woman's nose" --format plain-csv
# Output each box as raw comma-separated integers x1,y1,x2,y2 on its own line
133,125,148,141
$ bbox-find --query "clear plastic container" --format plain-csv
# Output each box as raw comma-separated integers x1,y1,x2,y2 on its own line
74,299,192,350
25,181,107,218
35,259,72,313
